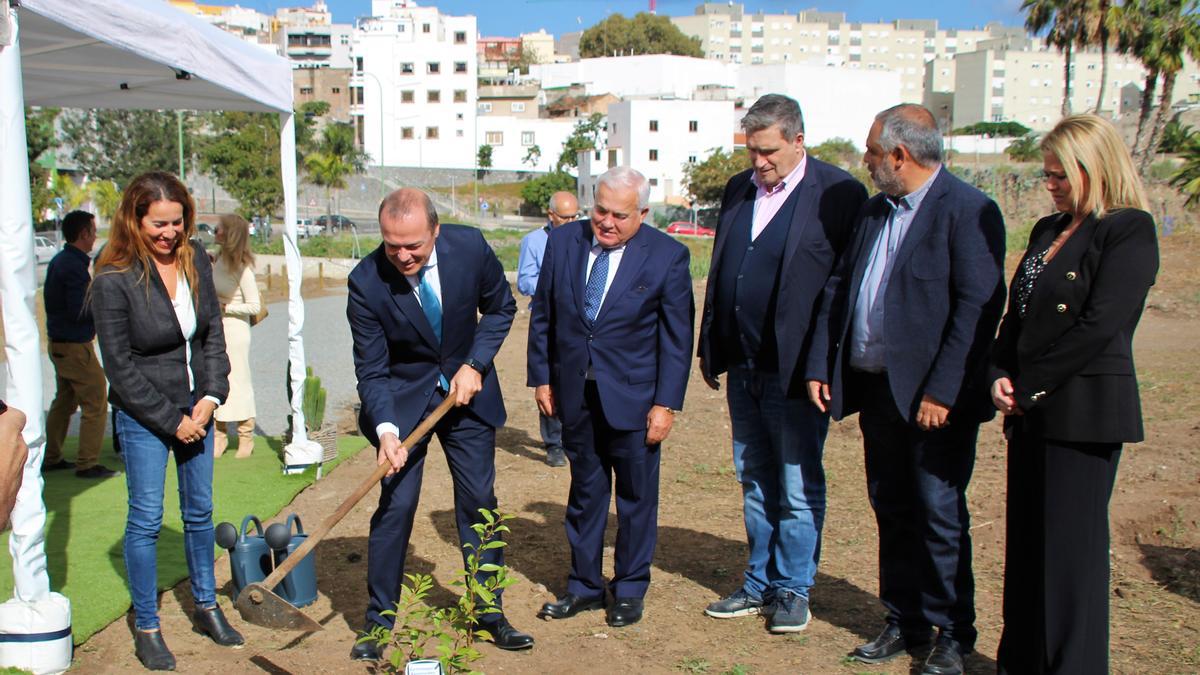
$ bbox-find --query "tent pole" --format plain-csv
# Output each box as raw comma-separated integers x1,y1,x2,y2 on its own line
280,112,307,443
0,2,52,602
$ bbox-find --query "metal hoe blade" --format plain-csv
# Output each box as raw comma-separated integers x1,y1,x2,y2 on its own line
235,582,324,632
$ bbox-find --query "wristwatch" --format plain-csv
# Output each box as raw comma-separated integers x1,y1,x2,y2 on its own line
463,358,488,375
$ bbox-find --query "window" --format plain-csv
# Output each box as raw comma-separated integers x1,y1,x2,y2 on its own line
456,112,464,120
688,155,697,163
454,30,467,44
401,62,414,74
401,90,414,103
353,86,364,104
300,86,314,95
649,178,658,186
688,120,699,132
355,56,363,73
649,120,659,131
454,61,468,74
331,87,341,94
454,90,467,103
427,62,440,74
340,34,349,45
649,149,658,161
511,102,526,112
427,90,441,103
486,131,504,145
422,23,431,33
426,126,439,139
478,102,493,113
456,129,464,137
521,131,535,146
401,127,414,139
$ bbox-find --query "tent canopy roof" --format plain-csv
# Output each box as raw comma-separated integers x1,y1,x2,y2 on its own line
18,0,293,113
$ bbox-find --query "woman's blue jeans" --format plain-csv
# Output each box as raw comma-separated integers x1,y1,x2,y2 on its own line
116,409,216,630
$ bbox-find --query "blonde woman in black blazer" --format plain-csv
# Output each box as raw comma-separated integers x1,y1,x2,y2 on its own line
991,115,1158,674
90,172,242,670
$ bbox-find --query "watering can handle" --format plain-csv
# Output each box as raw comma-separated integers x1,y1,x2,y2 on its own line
257,395,457,592
239,515,264,542
286,513,304,536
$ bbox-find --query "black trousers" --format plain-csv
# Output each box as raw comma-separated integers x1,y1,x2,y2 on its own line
364,395,501,629
855,372,979,649
561,380,661,600
997,420,1121,674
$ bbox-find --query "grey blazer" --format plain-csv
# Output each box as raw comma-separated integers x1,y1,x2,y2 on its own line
90,246,230,437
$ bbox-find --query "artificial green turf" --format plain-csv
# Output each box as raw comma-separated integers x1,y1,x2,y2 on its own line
0,433,367,644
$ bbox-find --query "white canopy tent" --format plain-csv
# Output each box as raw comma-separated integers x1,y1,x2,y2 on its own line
0,0,309,604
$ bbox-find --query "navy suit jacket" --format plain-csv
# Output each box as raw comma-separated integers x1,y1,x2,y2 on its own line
698,159,867,396
348,224,516,445
806,168,1006,424
526,220,694,431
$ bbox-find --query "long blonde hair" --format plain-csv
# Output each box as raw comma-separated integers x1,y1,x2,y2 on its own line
216,214,256,273
95,171,199,299
1040,114,1147,219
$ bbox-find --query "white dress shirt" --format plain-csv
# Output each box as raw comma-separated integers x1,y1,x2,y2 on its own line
376,248,442,442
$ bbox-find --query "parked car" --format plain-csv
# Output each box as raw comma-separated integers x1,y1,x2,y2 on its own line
296,218,324,237
34,235,57,264
316,214,355,232
195,222,216,246
665,221,716,237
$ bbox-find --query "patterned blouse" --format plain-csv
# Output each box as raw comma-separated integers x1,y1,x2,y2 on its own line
1014,247,1051,318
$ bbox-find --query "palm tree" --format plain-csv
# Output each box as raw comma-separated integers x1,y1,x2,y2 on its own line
303,122,368,219
1118,0,1200,173
1024,0,1085,116
1169,134,1200,202
1142,0,1200,173
1113,0,1161,157
1086,0,1116,113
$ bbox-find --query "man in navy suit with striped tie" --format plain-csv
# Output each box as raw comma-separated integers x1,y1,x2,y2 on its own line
527,167,694,627
346,188,533,660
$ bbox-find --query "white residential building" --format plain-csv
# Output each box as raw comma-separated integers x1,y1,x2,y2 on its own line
736,63,904,146
352,0,477,168
477,117,577,173
578,99,734,205
528,55,738,100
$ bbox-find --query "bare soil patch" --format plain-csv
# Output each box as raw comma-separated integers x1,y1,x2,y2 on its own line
71,235,1199,674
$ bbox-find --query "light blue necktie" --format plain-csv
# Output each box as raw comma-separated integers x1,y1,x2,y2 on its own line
418,269,450,391
583,248,611,324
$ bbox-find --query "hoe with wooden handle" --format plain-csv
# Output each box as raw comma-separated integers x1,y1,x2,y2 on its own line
235,395,457,631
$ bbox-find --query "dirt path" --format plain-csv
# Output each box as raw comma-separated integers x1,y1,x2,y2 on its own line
72,280,1199,674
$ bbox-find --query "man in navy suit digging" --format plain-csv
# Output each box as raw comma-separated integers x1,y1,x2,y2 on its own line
347,188,533,660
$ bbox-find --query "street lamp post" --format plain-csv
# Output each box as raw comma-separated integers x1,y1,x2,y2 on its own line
358,70,386,203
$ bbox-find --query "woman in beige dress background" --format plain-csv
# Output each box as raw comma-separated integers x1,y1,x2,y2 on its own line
212,214,260,458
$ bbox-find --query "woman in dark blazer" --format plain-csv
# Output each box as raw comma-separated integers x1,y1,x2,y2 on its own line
90,172,243,670
991,114,1158,674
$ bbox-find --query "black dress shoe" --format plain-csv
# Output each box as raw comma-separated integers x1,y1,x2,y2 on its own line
606,597,643,627
193,605,244,647
537,593,605,620
350,637,383,661
922,636,967,675
134,629,176,671
351,623,386,660
76,464,118,479
852,624,929,664
480,616,535,650
42,459,75,472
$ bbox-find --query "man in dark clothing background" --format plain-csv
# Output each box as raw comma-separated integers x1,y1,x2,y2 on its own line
43,210,115,478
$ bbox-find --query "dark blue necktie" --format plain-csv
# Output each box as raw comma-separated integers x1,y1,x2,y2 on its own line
418,269,450,391
583,248,611,323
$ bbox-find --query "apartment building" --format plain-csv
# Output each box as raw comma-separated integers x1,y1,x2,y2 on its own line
294,68,353,122
477,117,576,173
672,3,1011,97
275,1,355,71
578,99,734,205
351,0,478,168
529,54,737,100
478,84,540,119
952,44,1200,132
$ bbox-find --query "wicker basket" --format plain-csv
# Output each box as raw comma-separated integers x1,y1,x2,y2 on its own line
309,425,339,463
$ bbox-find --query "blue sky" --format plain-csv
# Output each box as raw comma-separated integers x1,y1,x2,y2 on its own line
238,0,1027,36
